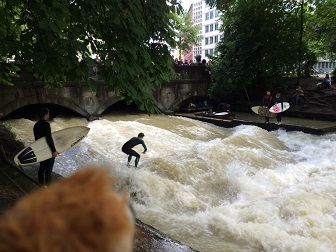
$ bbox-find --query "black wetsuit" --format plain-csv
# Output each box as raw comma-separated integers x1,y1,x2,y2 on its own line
33,119,56,185
122,137,147,167
262,94,272,123
274,97,283,123
217,103,229,112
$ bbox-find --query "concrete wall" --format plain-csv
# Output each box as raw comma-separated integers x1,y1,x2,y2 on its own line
0,64,211,119
154,79,211,112
0,81,119,120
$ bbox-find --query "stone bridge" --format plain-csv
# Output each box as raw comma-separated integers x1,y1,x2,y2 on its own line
0,64,212,119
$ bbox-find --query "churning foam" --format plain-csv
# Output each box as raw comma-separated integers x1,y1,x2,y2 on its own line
7,114,336,252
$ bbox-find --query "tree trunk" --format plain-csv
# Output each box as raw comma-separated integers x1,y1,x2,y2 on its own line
296,0,304,86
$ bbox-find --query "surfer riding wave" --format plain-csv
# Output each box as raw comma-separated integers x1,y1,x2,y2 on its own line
122,133,147,168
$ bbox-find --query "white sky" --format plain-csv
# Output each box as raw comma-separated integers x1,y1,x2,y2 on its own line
181,0,194,10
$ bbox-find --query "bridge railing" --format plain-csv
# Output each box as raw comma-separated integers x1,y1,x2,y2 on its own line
1,63,211,84
173,64,211,80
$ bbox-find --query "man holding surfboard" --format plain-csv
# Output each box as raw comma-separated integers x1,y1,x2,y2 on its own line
33,108,59,186
274,93,283,125
122,133,147,168
262,90,273,124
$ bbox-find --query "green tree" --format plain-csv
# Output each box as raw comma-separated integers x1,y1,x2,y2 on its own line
307,0,336,60
208,0,313,102
296,0,319,81
174,11,202,60
0,0,183,113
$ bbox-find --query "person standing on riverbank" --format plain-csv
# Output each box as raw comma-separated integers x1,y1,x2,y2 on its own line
292,86,304,107
122,133,147,168
262,90,272,124
274,93,283,125
33,108,59,186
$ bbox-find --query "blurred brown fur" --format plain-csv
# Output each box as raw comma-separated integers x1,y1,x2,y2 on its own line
0,167,134,252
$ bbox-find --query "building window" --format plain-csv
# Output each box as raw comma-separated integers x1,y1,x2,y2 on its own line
215,10,220,17
210,11,214,19
214,35,218,43
205,38,209,45
205,49,209,56
205,13,209,20
205,25,209,33
210,37,213,44
215,23,219,30
210,24,213,32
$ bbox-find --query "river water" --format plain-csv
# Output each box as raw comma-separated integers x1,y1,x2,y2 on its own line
7,112,336,252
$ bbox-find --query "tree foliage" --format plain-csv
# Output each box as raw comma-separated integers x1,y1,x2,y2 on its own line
174,11,202,59
308,0,336,60
0,0,183,113
207,0,325,103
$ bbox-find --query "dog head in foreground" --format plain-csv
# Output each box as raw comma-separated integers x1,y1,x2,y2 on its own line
0,167,135,252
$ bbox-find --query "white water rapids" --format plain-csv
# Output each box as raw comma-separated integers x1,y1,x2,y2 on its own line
7,112,336,252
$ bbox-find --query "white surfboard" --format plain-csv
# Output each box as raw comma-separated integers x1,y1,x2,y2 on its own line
251,106,276,117
213,112,228,116
269,102,290,113
14,126,90,166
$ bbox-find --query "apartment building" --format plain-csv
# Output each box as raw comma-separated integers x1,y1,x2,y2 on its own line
313,58,336,74
184,0,222,63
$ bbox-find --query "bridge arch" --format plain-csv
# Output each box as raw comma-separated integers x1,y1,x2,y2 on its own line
92,96,122,116
0,64,212,118
156,101,167,112
168,96,190,111
2,95,90,118
169,95,213,111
